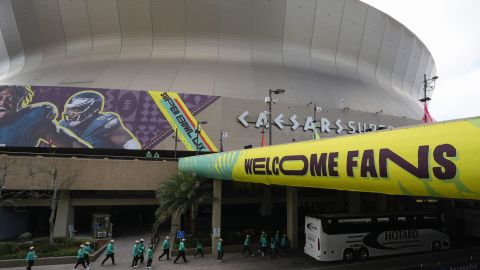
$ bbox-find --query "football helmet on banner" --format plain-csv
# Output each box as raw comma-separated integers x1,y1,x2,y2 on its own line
63,92,103,127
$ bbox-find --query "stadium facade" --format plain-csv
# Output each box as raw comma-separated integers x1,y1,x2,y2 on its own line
0,0,436,246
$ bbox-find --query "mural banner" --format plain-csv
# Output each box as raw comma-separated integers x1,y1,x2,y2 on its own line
149,91,217,152
0,85,218,150
179,117,480,200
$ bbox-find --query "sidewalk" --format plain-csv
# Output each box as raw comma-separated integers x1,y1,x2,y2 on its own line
8,235,318,270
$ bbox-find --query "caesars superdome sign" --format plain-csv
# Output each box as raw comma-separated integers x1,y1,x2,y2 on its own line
238,111,393,134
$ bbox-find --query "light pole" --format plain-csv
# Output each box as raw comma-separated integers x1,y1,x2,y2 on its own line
173,128,179,159
266,89,286,146
419,74,438,123
195,121,208,155
308,102,322,139
419,74,439,103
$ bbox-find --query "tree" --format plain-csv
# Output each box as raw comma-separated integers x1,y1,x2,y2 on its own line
154,173,211,236
26,154,78,245
0,153,78,245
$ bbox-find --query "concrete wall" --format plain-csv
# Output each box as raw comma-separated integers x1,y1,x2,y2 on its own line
2,155,178,191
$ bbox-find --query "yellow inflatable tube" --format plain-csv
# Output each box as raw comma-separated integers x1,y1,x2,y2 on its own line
179,117,480,200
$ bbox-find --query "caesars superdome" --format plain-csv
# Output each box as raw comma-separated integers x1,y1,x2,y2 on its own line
0,0,435,150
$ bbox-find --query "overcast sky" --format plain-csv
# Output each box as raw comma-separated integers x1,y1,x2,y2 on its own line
361,0,480,121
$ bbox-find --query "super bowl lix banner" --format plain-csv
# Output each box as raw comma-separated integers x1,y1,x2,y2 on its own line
0,85,218,151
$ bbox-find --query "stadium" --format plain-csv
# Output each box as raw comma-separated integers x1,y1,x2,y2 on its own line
0,0,444,252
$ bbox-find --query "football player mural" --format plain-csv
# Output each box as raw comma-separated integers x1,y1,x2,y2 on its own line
0,85,89,148
60,91,141,149
0,85,219,151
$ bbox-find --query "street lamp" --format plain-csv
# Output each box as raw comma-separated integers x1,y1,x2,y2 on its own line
266,89,286,145
419,74,439,103
308,102,322,139
195,121,208,155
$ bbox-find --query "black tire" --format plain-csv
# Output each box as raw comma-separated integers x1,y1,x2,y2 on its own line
432,241,441,252
358,248,369,261
343,249,355,263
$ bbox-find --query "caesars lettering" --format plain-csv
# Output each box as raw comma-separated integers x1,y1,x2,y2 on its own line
244,144,457,180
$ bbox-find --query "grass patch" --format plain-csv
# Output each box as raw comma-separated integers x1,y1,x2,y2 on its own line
0,237,94,260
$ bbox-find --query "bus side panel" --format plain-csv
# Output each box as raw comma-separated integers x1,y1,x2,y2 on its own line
365,229,449,258
304,217,322,260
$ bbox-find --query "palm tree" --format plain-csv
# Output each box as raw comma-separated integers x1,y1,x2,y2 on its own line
154,173,211,236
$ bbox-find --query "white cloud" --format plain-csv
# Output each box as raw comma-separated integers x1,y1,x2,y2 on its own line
362,0,480,120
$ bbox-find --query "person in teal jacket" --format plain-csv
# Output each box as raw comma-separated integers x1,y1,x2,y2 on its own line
274,231,280,256
73,245,88,269
269,237,276,259
173,238,187,264
194,240,204,258
26,246,37,270
280,234,288,256
260,232,268,258
131,240,140,268
158,236,170,260
242,235,252,256
138,239,145,264
216,238,224,263
83,242,93,266
146,244,154,269
101,239,115,265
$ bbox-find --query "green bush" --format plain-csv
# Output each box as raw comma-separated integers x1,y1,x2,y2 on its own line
0,238,93,260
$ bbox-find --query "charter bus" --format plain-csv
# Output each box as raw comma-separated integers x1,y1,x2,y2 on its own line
304,212,450,262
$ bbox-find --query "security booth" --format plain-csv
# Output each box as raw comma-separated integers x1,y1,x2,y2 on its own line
92,214,111,239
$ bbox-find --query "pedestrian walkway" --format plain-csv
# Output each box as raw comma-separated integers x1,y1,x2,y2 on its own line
8,234,317,270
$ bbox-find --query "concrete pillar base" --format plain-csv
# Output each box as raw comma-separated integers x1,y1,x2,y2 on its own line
211,179,222,255
286,187,298,249
53,191,74,237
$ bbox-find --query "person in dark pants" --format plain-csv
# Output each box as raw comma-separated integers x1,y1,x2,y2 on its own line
194,240,204,258
173,238,187,264
139,239,145,264
131,240,140,268
216,238,224,263
280,234,288,256
83,242,93,266
101,239,115,265
146,244,154,269
158,236,170,260
25,246,37,270
260,232,268,258
242,235,253,256
73,245,89,269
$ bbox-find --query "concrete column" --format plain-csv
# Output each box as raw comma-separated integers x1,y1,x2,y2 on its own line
169,213,181,258
260,186,272,216
286,187,298,249
53,191,74,237
211,179,222,255
348,192,361,213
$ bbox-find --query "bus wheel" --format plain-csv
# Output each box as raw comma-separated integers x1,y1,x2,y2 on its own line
343,249,355,263
358,248,369,261
432,241,441,252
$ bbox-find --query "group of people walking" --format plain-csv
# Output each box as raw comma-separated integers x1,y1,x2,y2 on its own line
157,236,223,264
25,230,289,269
73,241,94,269
243,230,289,259
130,239,154,269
